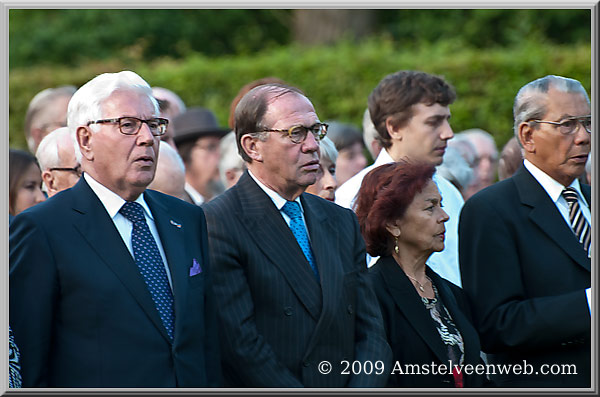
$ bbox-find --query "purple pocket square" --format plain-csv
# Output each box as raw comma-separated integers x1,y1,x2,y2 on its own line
189,258,203,277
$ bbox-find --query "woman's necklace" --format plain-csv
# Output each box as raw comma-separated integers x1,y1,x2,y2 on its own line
405,273,428,292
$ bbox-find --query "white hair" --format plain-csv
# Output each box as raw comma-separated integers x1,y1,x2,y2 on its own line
35,126,82,170
148,141,186,198
152,87,187,114
219,131,245,187
319,136,338,164
68,71,158,135
437,146,474,192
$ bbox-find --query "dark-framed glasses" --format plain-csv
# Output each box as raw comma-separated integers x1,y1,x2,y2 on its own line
87,117,168,136
530,115,591,135
49,164,82,177
260,123,328,144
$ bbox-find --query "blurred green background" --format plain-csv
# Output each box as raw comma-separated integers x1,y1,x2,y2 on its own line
9,9,592,153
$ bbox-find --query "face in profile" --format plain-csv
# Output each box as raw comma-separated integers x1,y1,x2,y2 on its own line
305,156,337,201
394,180,449,257
13,163,45,216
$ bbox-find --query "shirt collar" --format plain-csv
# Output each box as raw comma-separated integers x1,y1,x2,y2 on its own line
247,169,303,212
374,148,395,167
523,159,586,205
83,172,154,220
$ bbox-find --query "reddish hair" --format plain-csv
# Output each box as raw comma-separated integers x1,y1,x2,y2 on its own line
355,160,435,257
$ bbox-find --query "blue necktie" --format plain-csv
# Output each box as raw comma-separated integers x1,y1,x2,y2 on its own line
120,201,175,340
281,201,319,281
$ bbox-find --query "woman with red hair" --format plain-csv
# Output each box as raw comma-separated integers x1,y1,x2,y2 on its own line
355,160,490,388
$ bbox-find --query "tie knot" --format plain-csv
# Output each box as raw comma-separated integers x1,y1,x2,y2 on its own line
119,201,146,223
281,201,302,220
561,188,579,204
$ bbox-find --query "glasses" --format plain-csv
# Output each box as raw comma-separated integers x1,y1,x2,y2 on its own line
260,123,328,144
530,115,591,135
49,164,82,177
87,117,168,136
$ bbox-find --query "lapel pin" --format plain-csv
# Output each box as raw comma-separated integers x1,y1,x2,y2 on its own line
170,219,182,228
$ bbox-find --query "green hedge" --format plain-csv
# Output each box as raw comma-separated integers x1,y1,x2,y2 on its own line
9,38,591,151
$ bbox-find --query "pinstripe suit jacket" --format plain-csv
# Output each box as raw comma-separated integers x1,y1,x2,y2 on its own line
202,171,392,387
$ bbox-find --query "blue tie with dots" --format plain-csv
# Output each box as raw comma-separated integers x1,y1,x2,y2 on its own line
120,201,175,340
281,201,319,281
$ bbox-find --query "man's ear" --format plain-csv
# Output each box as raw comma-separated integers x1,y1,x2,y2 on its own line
41,170,56,195
241,134,263,162
77,126,94,161
385,116,403,142
518,122,536,154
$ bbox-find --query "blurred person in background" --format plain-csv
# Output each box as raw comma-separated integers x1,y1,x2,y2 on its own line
584,152,591,184
9,149,45,221
24,85,77,154
36,127,82,197
218,132,245,190
152,87,186,148
497,136,523,181
326,121,367,187
458,129,499,199
336,70,463,287
356,161,490,388
148,141,191,202
459,75,591,387
437,146,475,196
305,136,338,201
362,108,382,161
172,107,229,204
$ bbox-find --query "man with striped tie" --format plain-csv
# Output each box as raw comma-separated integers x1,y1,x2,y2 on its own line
459,75,591,387
203,83,391,387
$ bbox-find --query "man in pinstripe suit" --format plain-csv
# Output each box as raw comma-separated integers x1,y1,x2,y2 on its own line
203,83,392,387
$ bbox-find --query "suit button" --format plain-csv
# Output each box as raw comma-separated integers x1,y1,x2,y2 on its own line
284,307,293,316
347,304,354,314
303,361,310,367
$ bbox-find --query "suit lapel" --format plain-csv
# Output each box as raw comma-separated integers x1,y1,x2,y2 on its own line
237,173,322,320
301,194,342,353
379,257,449,364
144,190,189,341
70,179,172,343
514,167,590,271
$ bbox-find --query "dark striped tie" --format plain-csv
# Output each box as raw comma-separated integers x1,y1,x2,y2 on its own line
561,188,591,257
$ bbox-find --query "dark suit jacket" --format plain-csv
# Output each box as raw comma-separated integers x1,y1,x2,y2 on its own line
202,171,392,387
368,256,489,388
459,165,591,387
9,177,220,387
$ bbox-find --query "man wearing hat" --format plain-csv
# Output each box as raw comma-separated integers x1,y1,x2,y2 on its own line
171,107,229,204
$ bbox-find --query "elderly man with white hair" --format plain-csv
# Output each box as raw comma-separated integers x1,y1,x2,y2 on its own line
35,127,82,197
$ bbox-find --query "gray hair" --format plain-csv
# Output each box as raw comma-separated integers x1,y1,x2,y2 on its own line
362,108,379,158
219,131,245,186
585,152,592,175
25,85,77,152
68,71,159,136
437,146,474,192
152,87,187,115
35,126,82,170
319,136,338,164
148,141,186,199
513,75,590,141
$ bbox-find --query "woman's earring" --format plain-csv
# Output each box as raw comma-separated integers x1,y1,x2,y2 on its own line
394,236,399,254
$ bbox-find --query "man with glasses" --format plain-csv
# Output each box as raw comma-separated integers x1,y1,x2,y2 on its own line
202,83,391,387
10,71,220,387
35,127,82,197
24,85,77,154
459,75,591,387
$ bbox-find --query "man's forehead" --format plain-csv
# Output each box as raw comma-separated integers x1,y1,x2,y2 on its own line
412,102,450,116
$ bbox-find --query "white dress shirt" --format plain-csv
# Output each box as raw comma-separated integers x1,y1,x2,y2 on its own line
84,173,173,289
334,149,464,287
247,169,310,234
184,182,205,205
523,159,592,313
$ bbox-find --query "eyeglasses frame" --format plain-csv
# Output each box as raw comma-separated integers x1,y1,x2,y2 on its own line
87,117,169,136
259,122,329,144
529,115,591,135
